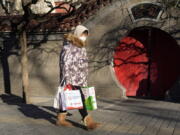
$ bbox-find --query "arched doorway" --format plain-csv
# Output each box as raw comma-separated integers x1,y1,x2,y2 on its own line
114,27,180,99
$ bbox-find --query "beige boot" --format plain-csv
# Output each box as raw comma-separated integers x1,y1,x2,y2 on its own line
56,113,73,127
84,115,101,130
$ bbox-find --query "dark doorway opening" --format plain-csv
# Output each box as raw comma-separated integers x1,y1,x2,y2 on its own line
114,27,180,99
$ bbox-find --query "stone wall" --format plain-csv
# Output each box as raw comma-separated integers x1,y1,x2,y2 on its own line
84,0,180,100
0,33,63,103
0,0,179,104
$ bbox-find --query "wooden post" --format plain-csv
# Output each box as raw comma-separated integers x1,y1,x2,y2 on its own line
20,30,29,103
147,28,152,97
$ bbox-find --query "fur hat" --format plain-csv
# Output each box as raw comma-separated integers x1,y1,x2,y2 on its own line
64,25,89,48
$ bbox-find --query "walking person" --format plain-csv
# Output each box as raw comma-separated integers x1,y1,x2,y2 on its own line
57,25,100,130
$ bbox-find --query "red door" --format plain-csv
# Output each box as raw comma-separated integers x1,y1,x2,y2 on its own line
114,27,180,98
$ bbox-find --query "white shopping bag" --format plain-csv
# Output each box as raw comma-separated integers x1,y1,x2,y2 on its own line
53,86,64,109
82,87,97,110
61,90,83,110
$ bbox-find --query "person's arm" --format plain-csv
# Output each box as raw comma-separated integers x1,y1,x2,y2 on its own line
82,48,88,74
79,48,88,86
62,46,74,84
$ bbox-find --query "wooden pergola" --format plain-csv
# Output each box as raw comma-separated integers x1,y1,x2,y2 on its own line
0,0,112,32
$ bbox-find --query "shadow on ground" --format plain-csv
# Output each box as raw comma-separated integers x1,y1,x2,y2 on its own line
0,94,87,130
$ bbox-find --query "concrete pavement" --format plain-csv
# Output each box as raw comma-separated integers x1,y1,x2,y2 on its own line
1,94,180,135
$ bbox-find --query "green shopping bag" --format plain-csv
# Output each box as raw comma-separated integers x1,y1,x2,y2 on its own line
82,87,97,110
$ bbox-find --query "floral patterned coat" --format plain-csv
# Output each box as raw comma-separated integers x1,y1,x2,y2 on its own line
60,34,88,87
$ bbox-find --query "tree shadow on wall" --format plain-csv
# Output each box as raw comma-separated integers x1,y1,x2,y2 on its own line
0,32,19,94
0,29,61,96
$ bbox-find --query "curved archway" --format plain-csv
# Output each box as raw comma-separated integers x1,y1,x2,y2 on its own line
114,27,180,99
84,0,179,99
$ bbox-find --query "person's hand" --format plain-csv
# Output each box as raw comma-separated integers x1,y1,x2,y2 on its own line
64,84,73,91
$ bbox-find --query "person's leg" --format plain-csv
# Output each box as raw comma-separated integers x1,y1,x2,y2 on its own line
73,86,88,119
59,110,67,113
73,85,101,130
56,107,73,127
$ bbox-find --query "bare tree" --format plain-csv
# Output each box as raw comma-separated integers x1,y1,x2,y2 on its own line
0,0,112,103
0,0,78,103
1,0,177,102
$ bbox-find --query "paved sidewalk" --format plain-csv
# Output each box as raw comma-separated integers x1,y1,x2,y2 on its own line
0,94,180,135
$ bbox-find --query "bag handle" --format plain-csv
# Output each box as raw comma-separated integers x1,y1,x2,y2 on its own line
60,78,65,87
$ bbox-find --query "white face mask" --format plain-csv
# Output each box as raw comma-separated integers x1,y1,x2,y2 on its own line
79,36,87,42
